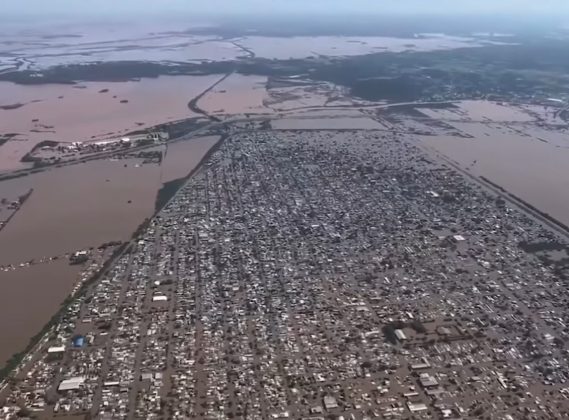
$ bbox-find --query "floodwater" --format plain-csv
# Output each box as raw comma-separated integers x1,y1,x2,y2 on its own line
0,75,221,171
0,158,161,265
272,116,385,130
0,19,507,70
161,136,221,183
457,101,535,122
265,82,354,111
199,74,270,116
421,101,535,123
0,19,237,70
420,121,569,227
0,135,220,370
15,39,244,69
238,35,509,60
0,260,81,367
517,104,568,125
281,109,372,118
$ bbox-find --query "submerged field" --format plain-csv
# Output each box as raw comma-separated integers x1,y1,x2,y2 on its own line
385,101,569,227
0,75,220,171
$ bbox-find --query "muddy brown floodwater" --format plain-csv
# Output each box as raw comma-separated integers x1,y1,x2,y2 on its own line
0,75,221,171
421,100,535,123
161,135,221,183
272,115,385,130
420,120,569,228
0,260,82,367
237,35,508,60
199,74,270,117
0,136,219,369
0,158,161,265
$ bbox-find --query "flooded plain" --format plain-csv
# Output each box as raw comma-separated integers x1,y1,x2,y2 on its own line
0,75,221,171
0,20,241,70
264,82,362,111
237,35,508,60
272,115,385,130
416,102,569,227
0,158,161,265
0,19,508,71
199,74,270,116
281,108,373,118
0,260,82,367
421,101,536,123
161,135,221,183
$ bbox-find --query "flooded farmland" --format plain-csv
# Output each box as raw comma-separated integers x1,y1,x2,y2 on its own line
0,75,221,171
271,115,385,130
0,18,507,71
161,136,221,183
0,158,161,265
265,82,355,111
199,74,270,117
237,35,506,60
0,260,82,367
420,100,536,123
415,101,569,227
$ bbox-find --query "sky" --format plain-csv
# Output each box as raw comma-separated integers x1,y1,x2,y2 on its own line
4,0,569,16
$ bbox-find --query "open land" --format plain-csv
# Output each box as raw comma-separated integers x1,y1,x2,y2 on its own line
2,15,569,420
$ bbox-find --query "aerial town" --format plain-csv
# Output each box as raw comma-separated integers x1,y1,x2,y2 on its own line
2,127,569,419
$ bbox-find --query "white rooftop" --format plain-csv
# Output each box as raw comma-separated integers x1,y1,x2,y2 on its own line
58,376,86,391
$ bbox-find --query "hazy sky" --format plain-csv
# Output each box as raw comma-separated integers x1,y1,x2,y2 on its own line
4,0,569,16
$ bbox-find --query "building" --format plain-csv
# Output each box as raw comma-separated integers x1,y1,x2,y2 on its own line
323,396,338,410
122,131,169,145
148,131,169,143
394,329,407,341
47,346,65,361
419,372,439,388
407,402,428,413
47,346,65,354
69,250,89,265
58,376,86,392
